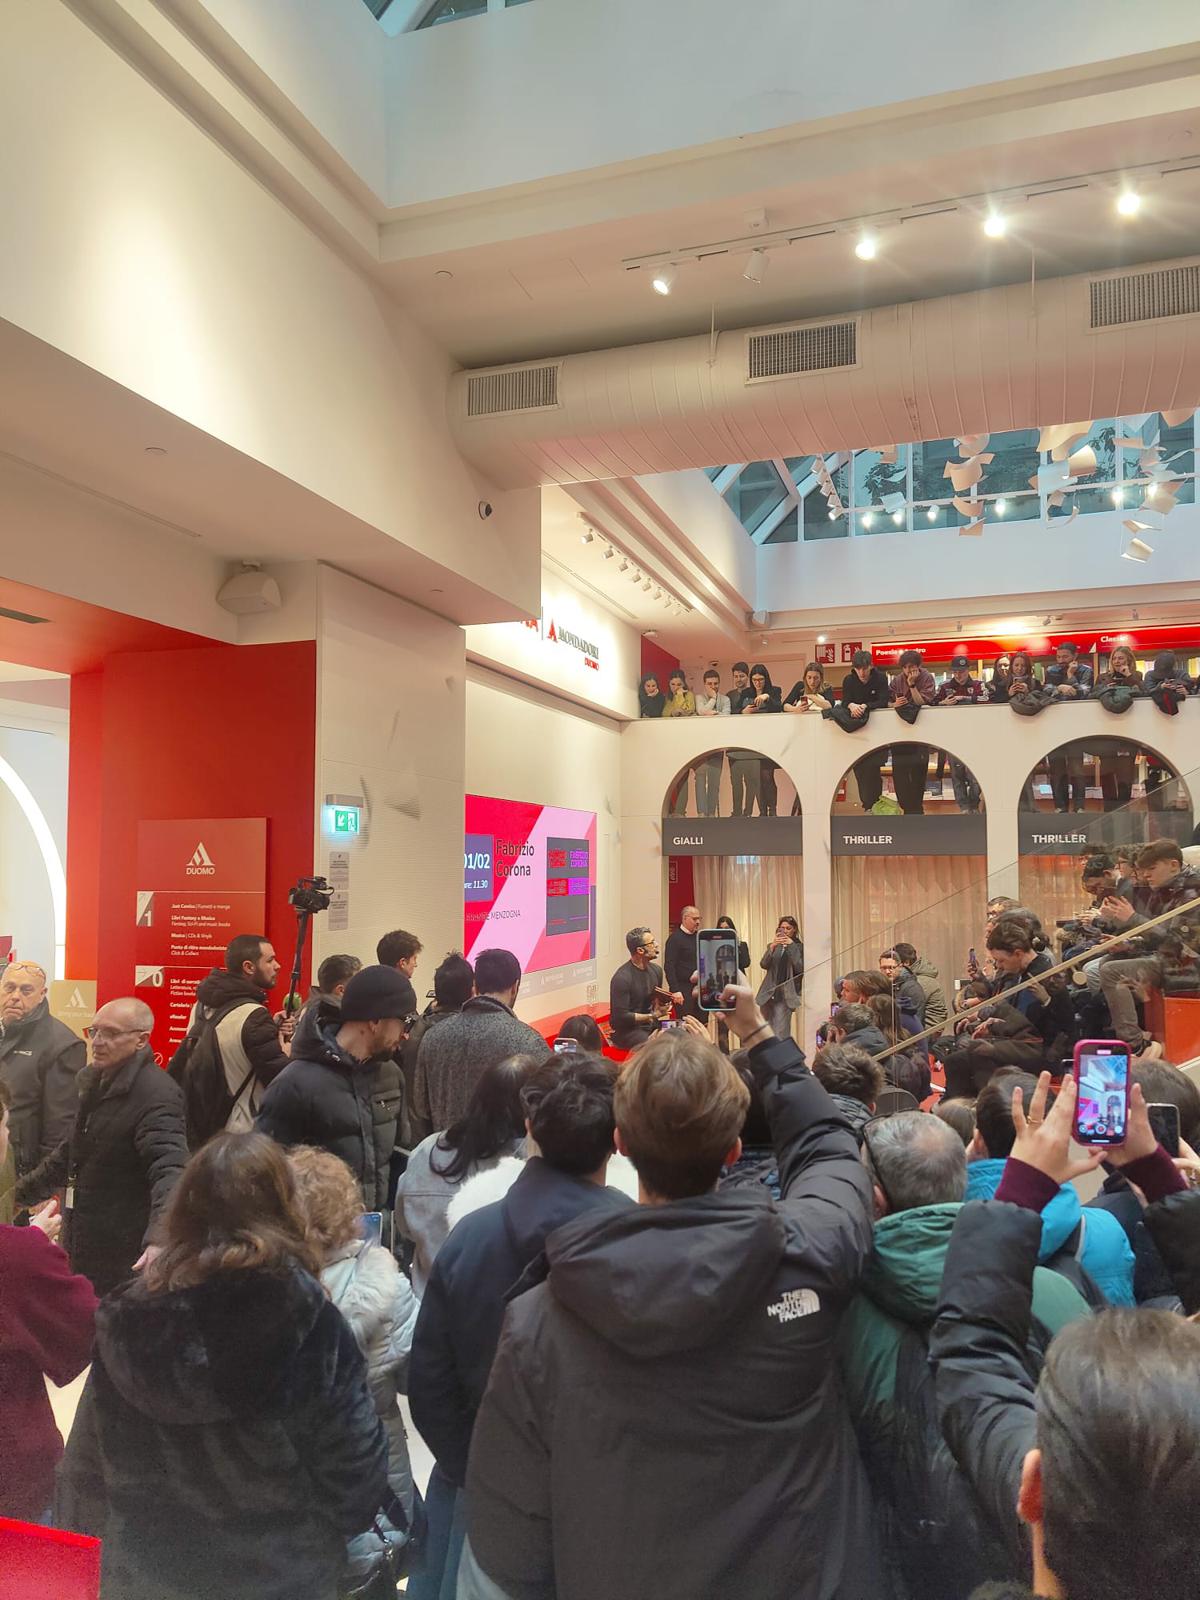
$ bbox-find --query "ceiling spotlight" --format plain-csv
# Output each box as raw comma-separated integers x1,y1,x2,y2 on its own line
644,628,658,639
651,266,676,295
602,545,615,559
631,569,642,583
828,510,838,520
817,634,827,644
1110,487,1123,505
1132,608,1140,620
956,621,964,632
993,498,1007,516
743,248,767,285
1123,535,1153,562
891,509,904,525
642,579,652,591
861,512,875,529
580,530,594,545
926,505,939,521
854,234,877,261
1116,188,1141,218
618,558,629,572
654,588,662,601
982,211,1007,238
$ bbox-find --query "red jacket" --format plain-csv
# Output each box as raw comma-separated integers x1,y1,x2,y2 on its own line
0,1225,97,1520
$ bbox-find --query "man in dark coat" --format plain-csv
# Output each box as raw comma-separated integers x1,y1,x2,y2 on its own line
663,904,702,1019
0,960,85,1179
256,964,412,1211
931,1075,1200,1600
170,934,291,1142
838,649,892,807
408,1051,628,1600
415,949,545,1130
16,997,187,1297
460,983,882,1600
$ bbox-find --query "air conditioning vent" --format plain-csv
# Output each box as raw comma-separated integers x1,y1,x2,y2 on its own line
747,321,857,382
0,605,48,625
1089,265,1200,329
467,364,560,417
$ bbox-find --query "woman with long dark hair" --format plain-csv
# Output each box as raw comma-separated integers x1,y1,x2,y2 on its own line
396,1053,538,1296
717,915,751,978
56,1132,386,1600
987,652,1013,703
639,673,666,718
755,916,804,1041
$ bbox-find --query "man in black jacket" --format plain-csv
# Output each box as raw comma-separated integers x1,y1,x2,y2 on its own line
931,1073,1200,1600
663,904,702,1018
839,649,891,808
408,1051,628,1600
16,997,187,1296
0,960,86,1180
460,983,881,1600
171,934,290,1142
256,964,412,1211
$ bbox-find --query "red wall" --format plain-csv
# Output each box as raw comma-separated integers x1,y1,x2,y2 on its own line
666,855,696,930
66,643,316,1006
640,635,681,691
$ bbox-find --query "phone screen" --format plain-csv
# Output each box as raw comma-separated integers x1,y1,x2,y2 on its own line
360,1212,384,1248
553,1037,579,1054
1073,1044,1130,1147
696,928,737,1012
1148,1102,1181,1159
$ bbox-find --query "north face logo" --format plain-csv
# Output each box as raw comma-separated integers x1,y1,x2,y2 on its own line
186,841,216,877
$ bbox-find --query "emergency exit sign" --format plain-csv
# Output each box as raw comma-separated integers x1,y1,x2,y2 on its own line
332,807,360,835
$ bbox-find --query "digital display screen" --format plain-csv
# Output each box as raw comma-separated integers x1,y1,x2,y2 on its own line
464,796,596,974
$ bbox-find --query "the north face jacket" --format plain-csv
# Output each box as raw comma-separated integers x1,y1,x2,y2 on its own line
839,1201,1090,1597
965,1157,1135,1304
463,1035,883,1600
0,998,85,1178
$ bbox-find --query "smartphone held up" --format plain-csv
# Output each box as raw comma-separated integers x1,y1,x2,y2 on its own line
696,926,739,1012
1072,1040,1131,1148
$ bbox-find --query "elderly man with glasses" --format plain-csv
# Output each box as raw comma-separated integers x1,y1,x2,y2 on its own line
16,997,188,1296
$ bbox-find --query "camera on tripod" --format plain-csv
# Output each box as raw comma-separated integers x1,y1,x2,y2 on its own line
289,876,334,915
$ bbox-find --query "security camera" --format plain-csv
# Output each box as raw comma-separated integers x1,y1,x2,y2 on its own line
478,500,494,520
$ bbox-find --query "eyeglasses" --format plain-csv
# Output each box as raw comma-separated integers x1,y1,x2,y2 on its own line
83,1026,145,1043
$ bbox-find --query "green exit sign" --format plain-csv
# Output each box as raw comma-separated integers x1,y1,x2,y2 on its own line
332,807,360,835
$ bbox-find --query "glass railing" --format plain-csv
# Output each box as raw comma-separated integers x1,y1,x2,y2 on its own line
712,410,1198,542
759,763,1200,1069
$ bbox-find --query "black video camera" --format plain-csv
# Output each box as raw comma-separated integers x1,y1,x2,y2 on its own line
289,876,334,915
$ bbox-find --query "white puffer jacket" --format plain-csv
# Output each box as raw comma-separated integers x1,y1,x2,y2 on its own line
321,1239,419,1516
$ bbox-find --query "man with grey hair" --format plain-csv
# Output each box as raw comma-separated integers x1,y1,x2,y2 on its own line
17,996,188,1295
837,1111,1090,1598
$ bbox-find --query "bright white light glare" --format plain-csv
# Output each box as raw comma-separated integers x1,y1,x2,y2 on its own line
926,506,939,521
994,498,1007,515
828,510,838,520
651,266,676,295
1146,482,1160,499
1111,488,1123,505
854,234,877,261
743,249,767,285
0,755,66,979
891,510,904,525
1116,189,1141,217
580,530,593,545
983,211,1007,238
861,512,875,529
817,634,827,644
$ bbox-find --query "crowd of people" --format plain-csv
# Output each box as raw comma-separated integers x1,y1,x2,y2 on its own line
3,879,1200,1600
640,643,1200,721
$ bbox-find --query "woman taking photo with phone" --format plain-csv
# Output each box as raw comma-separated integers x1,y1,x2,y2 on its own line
756,916,804,1041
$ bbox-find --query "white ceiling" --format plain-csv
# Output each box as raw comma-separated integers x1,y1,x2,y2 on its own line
382,110,1200,366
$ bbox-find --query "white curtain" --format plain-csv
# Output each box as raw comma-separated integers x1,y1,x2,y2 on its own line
829,855,987,1001
691,856,805,982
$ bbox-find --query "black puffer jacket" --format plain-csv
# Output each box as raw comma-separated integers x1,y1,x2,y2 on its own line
932,1191,1200,1580
256,1017,402,1210
0,999,85,1178
56,1266,386,1600
16,1047,188,1297
465,1035,883,1600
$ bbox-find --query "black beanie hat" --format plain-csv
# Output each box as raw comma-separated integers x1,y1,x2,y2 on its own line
339,964,417,1022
